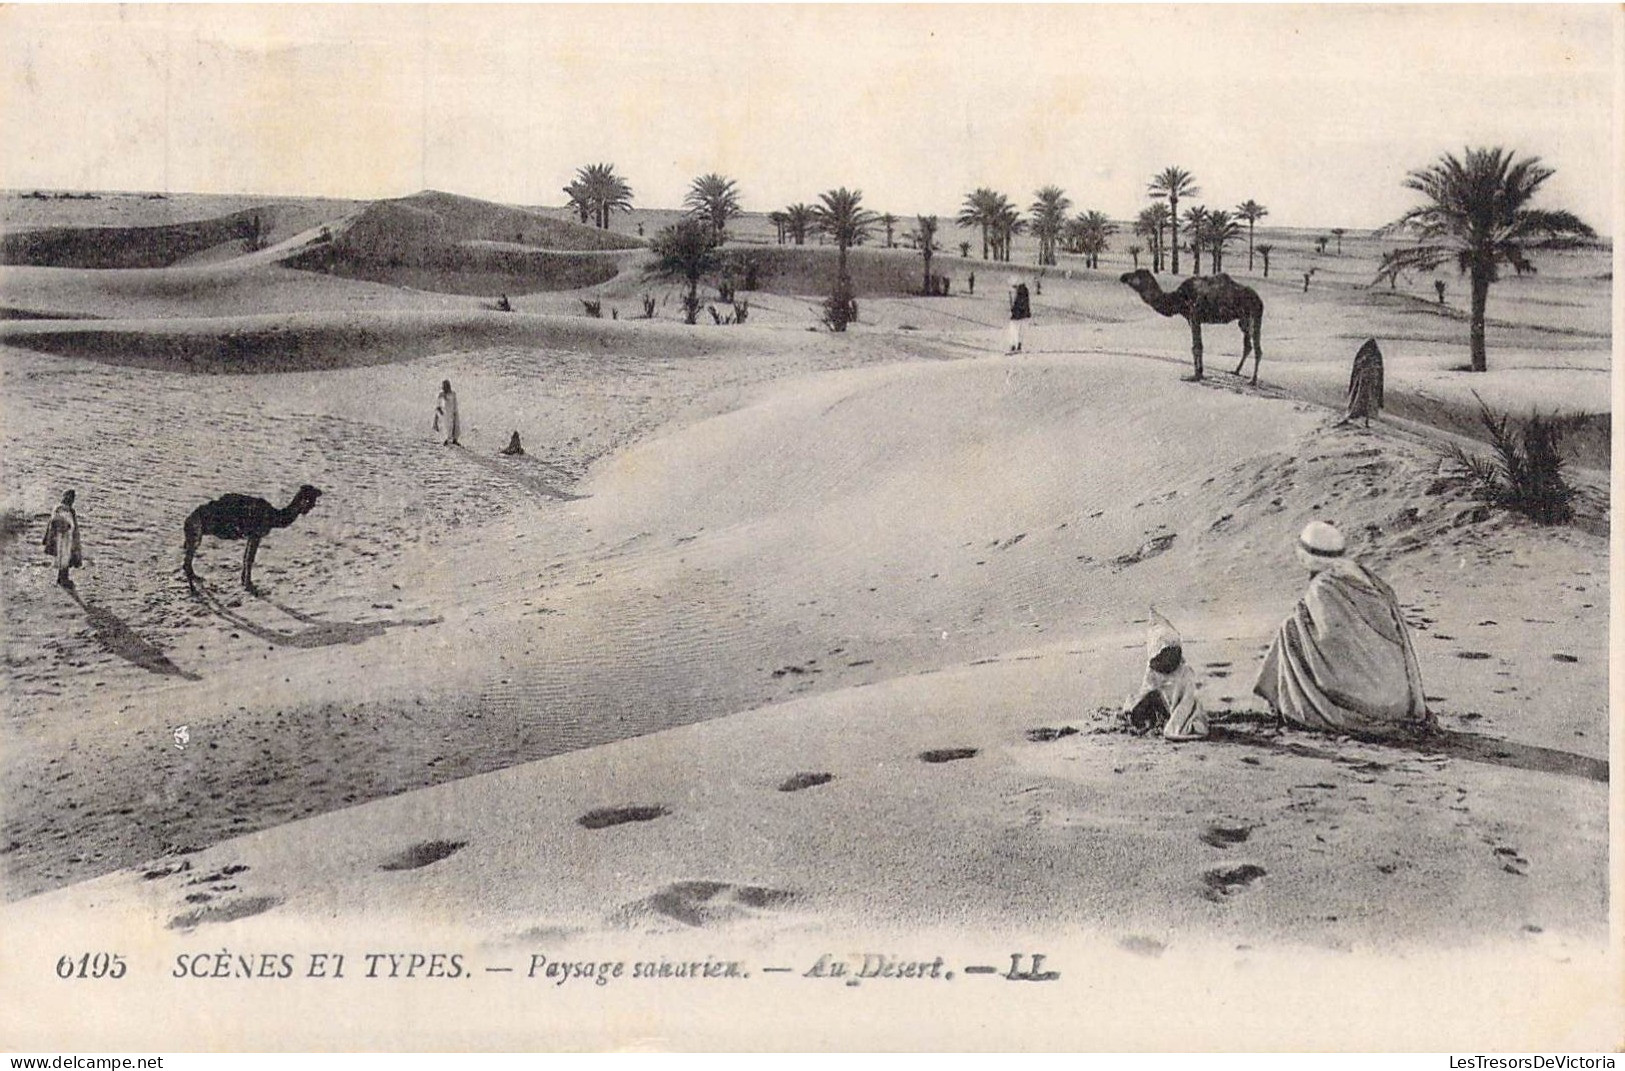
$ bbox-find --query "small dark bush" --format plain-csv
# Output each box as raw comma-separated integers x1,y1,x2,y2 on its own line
1442,394,1577,525
581,298,602,318
823,277,858,332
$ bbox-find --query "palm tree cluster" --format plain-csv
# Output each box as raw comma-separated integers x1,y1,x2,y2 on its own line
1376,146,1594,371
1028,186,1072,266
958,188,1023,261
1134,203,1170,272
564,163,633,229
1061,210,1116,268
1147,166,1199,275
648,217,722,325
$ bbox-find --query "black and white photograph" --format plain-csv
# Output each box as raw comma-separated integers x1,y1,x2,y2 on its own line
0,3,1617,1053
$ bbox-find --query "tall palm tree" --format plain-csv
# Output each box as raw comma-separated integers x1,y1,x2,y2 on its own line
1182,204,1209,275
880,213,898,249
1204,210,1243,273
649,217,722,325
989,195,1023,262
957,187,1001,260
1376,146,1595,372
1330,227,1348,255
573,163,633,229
767,210,789,245
1148,166,1199,275
1236,199,1268,271
784,203,814,246
684,173,742,240
812,187,880,330
917,214,940,295
1028,186,1072,266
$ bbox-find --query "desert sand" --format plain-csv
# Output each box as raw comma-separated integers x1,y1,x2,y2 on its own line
0,190,1613,1050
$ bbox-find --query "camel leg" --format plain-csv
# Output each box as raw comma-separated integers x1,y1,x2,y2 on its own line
183,518,201,586
242,537,260,591
1185,319,1204,381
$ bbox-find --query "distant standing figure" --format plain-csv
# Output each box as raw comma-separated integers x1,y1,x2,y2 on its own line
1253,521,1432,739
43,490,81,588
1007,277,1031,353
967,271,975,295
1342,338,1384,427
434,380,460,446
1302,270,1314,293
500,431,525,456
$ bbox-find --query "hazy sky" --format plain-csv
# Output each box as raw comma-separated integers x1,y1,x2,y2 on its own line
1,4,1615,232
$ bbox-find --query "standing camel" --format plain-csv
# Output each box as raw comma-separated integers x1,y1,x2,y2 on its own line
183,485,322,591
1119,269,1264,384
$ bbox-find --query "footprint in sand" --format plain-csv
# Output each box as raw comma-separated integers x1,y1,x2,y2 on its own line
1199,821,1253,849
1455,651,1493,660
1201,864,1266,900
379,839,466,872
1551,653,1578,663
614,880,796,929
167,895,282,931
1118,935,1167,958
1025,727,1078,743
920,747,978,764
1494,846,1530,876
578,805,669,830
778,772,834,792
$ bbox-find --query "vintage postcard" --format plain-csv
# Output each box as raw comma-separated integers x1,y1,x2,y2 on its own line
0,3,1618,1052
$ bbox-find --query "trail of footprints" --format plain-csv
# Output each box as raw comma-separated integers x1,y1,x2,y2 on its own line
146,717,1528,934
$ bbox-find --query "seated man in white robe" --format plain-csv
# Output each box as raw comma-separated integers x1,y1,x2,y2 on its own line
1253,521,1433,739
1123,610,1207,741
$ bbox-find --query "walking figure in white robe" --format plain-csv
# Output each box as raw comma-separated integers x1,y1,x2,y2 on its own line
434,380,461,446
43,490,81,588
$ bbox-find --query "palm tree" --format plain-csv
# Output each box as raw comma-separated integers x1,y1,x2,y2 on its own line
1204,209,1243,273
649,217,722,325
880,213,898,249
563,179,593,225
1256,242,1274,278
1236,199,1268,271
784,203,814,246
917,214,940,295
1331,227,1348,255
1375,146,1595,372
1315,235,1330,254
573,163,633,229
990,195,1023,262
1135,204,1168,273
1182,204,1209,275
684,173,741,240
767,210,788,245
958,187,1001,260
1148,166,1199,274
812,187,880,331
1029,186,1072,266
1074,210,1116,269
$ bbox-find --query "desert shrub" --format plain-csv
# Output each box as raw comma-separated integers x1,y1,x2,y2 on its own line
642,294,656,318
958,241,970,257
717,278,736,303
581,299,602,318
680,290,703,325
1443,395,1577,525
732,299,748,325
822,277,858,332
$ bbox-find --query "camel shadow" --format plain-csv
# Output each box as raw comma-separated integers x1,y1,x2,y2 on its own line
191,583,442,650
69,590,201,680
1205,723,1607,784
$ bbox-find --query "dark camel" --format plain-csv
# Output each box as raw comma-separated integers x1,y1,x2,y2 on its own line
183,485,322,591
1119,269,1265,384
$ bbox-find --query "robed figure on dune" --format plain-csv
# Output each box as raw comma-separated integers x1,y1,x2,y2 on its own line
1253,521,1432,739
43,490,81,587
